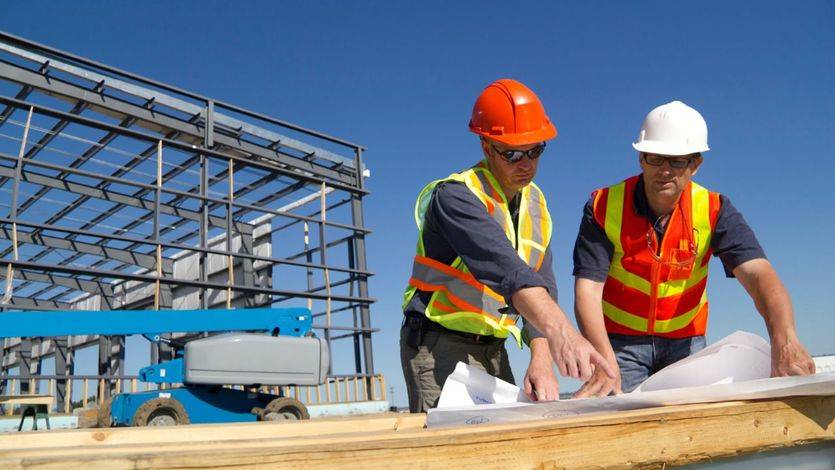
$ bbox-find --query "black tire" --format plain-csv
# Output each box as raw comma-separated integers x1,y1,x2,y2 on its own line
97,397,113,428
264,397,309,421
132,397,190,426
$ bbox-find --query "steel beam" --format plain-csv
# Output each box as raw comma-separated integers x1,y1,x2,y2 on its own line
0,164,230,228
9,270,113,299
0,226,164,271
7,259,374,304
0,61,360,188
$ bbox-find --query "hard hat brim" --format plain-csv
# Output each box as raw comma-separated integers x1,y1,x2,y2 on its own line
473,122,557,147
632,140,709,156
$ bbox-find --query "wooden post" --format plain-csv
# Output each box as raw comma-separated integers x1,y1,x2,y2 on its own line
320,183,332,333
82,380,88,408
380,375,387,401
1,106,32,305
325,380,331,403
362,376,369,401
4,379,14,416
315,385,321,404
305,386,311,404
131,378,137,393
115,378,122,394
343,378,349,403
226,158,234,309
354,377,359,403
303,222,313,312
370,376,376,401
154,140,163,310
98,379,105,405
64,380,72,414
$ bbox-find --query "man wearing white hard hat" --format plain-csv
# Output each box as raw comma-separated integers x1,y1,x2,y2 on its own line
571,101,815,396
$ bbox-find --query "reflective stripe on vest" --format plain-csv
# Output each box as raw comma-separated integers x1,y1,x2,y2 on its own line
404,161,552,347
595,175,720,338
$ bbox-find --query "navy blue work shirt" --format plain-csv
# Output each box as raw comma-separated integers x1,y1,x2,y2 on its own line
573,176,766,282
403,181,557,343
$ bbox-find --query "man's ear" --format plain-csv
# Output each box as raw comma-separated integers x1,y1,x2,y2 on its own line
481,138,493,162
691,154,704,176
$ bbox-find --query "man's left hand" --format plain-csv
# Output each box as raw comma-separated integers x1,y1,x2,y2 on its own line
771,334,816,377
524,338,560,401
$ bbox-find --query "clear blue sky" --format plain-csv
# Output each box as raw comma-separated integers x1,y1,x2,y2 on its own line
2,1,833,407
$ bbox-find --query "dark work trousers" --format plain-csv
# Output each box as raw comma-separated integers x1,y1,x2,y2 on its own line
400,323,514,413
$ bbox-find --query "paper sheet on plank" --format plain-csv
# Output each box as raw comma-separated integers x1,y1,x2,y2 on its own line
427,331,835,428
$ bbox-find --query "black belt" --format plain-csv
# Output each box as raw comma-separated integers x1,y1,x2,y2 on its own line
403,313,503,345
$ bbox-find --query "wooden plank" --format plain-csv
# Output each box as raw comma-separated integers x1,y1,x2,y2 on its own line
0,397,830,469
0,413,425,451
0,395,54,406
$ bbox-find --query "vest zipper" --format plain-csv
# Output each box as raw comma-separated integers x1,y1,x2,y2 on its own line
648,264,659,335
648,230,660,335
648,203,681,335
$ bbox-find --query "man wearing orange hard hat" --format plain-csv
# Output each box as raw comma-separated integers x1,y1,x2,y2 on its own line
400,79,614,412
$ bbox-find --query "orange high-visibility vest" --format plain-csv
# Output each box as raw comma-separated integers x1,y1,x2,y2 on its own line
593,175,721,338
402,161,552,347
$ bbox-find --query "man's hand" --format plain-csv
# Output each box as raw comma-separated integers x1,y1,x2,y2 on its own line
546,322,615,382
573,356,622,398
524,338,559,401
771,334,815,377
510,286,615,382
733,259,815,377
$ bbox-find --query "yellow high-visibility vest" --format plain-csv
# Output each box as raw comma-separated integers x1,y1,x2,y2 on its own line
403,161,552,347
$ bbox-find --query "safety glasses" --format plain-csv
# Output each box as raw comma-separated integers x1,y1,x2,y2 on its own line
642,153,696,169
489,141,546,163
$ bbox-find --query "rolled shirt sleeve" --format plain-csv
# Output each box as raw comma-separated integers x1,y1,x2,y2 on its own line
711,195,767,277
521,246,558,343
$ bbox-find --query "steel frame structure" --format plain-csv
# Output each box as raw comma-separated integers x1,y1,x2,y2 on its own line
0,31,375,411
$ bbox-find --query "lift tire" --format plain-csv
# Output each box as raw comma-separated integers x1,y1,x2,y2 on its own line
96,397,113,428
264,397,309,421
132,397,190,426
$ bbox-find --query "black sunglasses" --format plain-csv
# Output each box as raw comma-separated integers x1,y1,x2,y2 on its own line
642,153,696,169
488,141,546,163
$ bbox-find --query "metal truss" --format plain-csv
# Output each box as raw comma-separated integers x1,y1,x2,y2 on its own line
0,31,375,410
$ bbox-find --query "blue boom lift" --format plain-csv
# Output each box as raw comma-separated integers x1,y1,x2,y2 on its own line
0,308,329,426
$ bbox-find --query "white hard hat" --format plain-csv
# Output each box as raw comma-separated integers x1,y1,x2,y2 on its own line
632,101,710,156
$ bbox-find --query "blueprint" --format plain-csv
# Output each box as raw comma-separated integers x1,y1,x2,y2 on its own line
427,331,835,428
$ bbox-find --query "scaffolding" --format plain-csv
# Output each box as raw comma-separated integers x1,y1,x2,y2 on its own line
0,31,376,411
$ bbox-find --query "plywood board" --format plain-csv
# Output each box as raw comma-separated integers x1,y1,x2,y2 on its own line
0,396,831,469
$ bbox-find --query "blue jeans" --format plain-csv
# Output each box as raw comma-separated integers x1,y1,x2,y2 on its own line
609,334,706,393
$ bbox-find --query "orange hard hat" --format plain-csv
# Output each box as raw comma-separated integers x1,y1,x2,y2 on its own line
468,79,557,146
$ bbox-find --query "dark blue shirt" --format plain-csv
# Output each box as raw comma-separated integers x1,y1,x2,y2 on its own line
573,176,766,282
403,181,557,342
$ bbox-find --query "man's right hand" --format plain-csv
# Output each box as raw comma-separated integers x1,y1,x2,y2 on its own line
546,323,616,382
573,357,622,398
510,285,615,382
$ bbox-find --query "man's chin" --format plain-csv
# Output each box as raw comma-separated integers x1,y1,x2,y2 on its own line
515,176,534,186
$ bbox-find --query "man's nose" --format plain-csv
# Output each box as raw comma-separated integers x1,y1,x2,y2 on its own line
658,160,675,172
518,157,534,170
